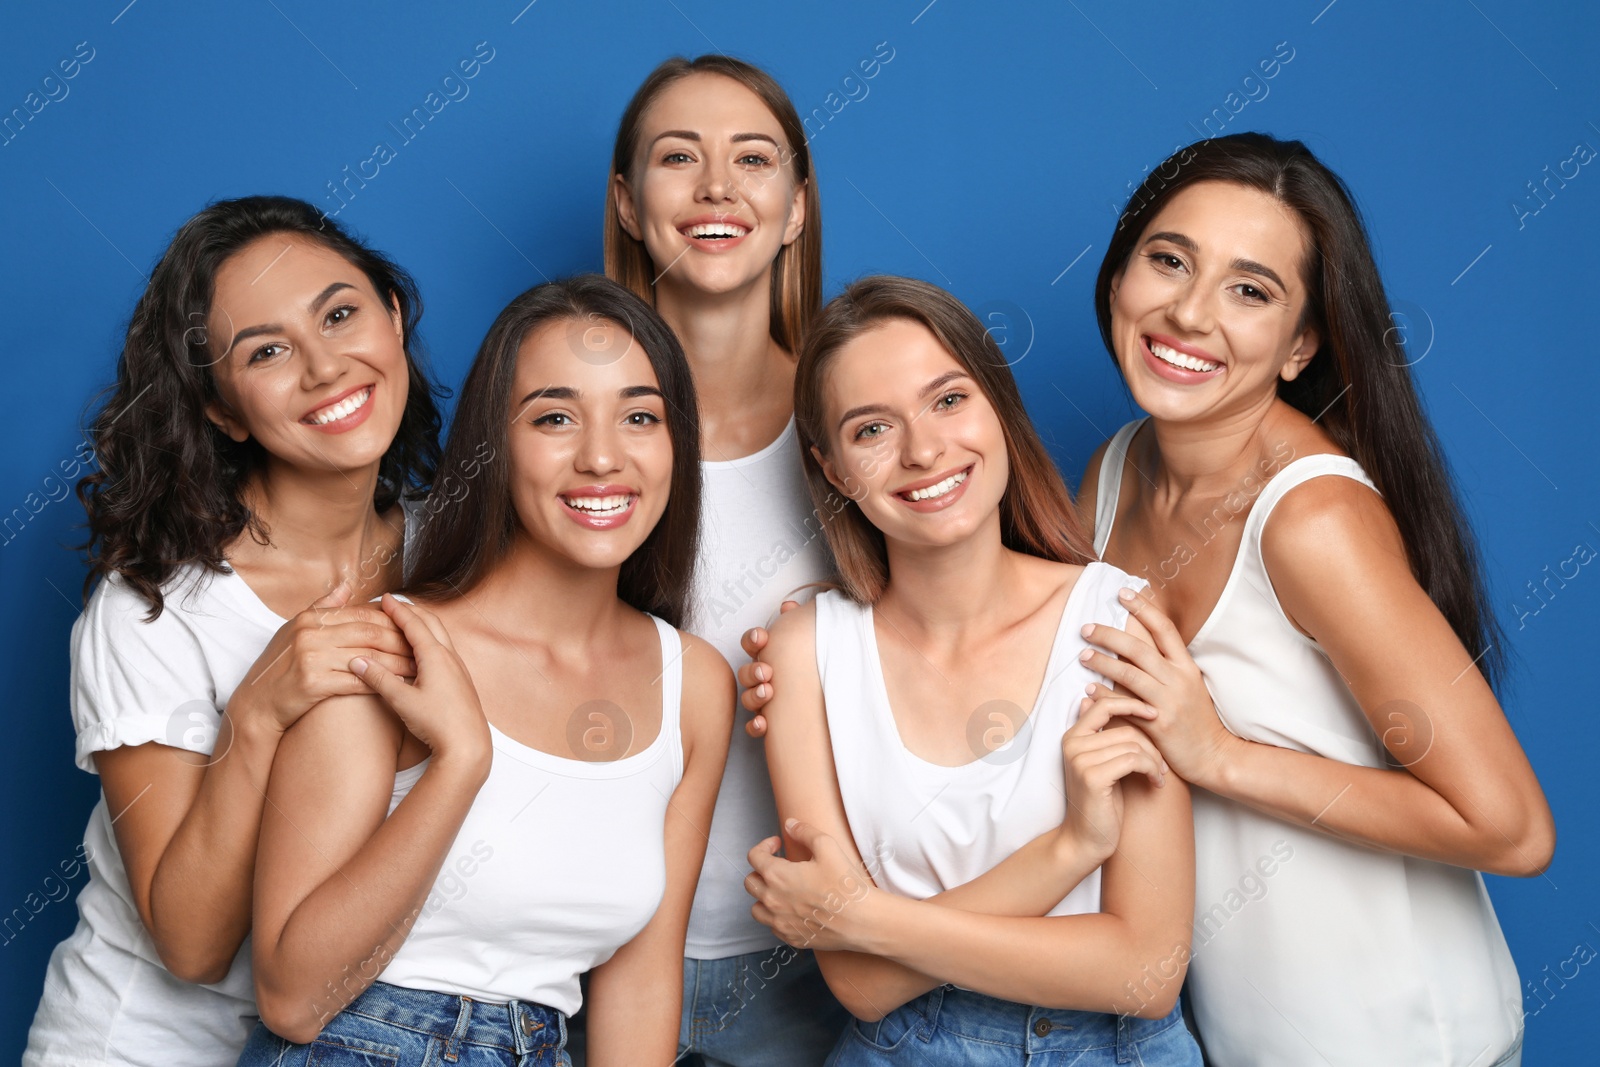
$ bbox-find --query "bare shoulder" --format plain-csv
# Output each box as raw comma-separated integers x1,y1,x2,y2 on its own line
1261,470,1405,578
765,595,820,663
679,630,736,711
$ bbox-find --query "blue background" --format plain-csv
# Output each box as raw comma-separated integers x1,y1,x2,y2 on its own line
2,0,1595,1060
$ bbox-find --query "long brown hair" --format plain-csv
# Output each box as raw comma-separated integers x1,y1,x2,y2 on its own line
78,196,444,618
1094,132,1504,688
603,55,822,354
404,275,702,627
794,276,1094,604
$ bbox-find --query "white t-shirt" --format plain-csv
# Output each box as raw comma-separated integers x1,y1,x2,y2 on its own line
682,419,834,958
24,499,421,1067
373,615,686,1015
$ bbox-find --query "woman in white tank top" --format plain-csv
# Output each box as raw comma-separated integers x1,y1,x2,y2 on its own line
238,276,734,1066
743,277,1203,1065
1075,134,1552,1065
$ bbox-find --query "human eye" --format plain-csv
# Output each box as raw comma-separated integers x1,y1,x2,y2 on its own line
248,342,287,364
532,411,572,427
935,390,967,411
625,409,663,427
1146,251,1187,272
853,421,888,441
324,303,359,328
737,151,773,167
662,150,694,165
1232,282,1270,304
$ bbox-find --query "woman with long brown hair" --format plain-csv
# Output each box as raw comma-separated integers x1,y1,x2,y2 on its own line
603,54,845,1063
743,276,1202,1065
1076,132,1551,1064
238,276,733,1066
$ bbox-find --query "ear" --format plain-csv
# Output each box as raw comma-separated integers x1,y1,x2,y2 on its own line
204,399,250,444
781,179,807,247
1107,262,1128,308
810,443,860,501
387,291,404,341
1279,323,1320,383
613,174,642,241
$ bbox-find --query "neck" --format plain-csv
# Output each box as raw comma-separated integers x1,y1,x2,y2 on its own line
1144,390,1287,497
241,460,390,585
464,532,633,649
877,508,1023,637
654,271,791,421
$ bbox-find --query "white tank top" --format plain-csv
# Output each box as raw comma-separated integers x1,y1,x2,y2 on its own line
1093,418,1522,1066
373,614,686,1016
815,561,1143,917
683,418,834,958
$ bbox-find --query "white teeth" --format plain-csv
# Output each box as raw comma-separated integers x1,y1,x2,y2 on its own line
906,470,967,502
685,222,748,239
308,386,372,425
563,494,632,515
1149,341,1219,373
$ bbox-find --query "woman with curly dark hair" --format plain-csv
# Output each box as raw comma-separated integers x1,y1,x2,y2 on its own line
24,196,445,1067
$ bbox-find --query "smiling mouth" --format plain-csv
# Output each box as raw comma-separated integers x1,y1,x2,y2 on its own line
899,467,970,502
560,493,635,517
681,222,750,241
1147,338,1221,373
305,385,373,425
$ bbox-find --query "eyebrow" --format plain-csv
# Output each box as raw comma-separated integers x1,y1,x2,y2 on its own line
835,371,973,432
648,130,782,149
517,384,665,406
220,282,359,359
1142,231,1287,292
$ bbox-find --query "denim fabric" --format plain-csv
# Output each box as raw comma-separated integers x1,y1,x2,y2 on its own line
825,985,1201,1066
676,947,850,1066
236,980,568,1066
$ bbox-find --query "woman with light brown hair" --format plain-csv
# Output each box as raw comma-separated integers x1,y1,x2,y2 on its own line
600,55,845,1064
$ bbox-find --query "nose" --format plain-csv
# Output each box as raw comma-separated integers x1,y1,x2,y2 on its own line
697,153,736,205
299,330,345,388
900,409,945,471
575,419,624,477
1167,275,1215,336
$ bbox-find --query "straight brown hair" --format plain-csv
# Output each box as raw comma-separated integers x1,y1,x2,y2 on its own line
404,275,701,628
603,55,822,355
794,276,1094,603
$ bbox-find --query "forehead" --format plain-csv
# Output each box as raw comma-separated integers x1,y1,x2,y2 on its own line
211,233,370,318
513,317,660,395
638,72,786,143
1141,180,1310,277
826,318,964,402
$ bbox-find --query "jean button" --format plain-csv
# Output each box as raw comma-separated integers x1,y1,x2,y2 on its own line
521,1013,539,1035
1033,1017,1053,1037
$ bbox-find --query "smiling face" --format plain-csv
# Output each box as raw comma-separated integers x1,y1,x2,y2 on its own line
813,318,1009,551
507,317,674,571
1108,180,1321,423
614,72,806,299
203,233,409,474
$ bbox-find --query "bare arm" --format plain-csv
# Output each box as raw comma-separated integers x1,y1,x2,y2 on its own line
251,597,491,1043
1084,477,1555,876
752,602,1182,1021
586,635,734,1066
94,583,416,984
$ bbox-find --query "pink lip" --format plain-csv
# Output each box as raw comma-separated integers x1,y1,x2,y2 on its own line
894,463,974,513
677,213,754,254
1140,334,1223,385
302,383,377,434
559,484,639,531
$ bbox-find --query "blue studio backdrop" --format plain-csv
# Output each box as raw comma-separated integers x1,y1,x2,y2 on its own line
2,0,1596,1060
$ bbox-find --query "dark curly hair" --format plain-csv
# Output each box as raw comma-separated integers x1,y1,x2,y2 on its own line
77,195,445,618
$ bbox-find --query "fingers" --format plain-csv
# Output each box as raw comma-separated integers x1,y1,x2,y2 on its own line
1080,622,1165,678
778,599,799,615
351,654,405,703
742,713,769,739
310,579,354,612
1069,726,1168,784
746,836,782,875
1078,691,1157,723
1117,587,1190,662
740,626,770,660
380,595,451,651
1080,649,1158,701
1080,747,1167,788
737,659,772,694
783,818,823,852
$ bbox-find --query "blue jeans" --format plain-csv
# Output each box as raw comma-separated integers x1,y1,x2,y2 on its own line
826,985,1201,1066
678,946,850,1065
236,981,569,1066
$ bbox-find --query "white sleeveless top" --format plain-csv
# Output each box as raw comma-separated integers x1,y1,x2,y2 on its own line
815,562,1143,918
1093,418,1522,1067
373,614,686,1016
684,417,834,958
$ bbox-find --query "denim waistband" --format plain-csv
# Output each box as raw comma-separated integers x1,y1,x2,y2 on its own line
341,981,567,1057
905,985,1184,1055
